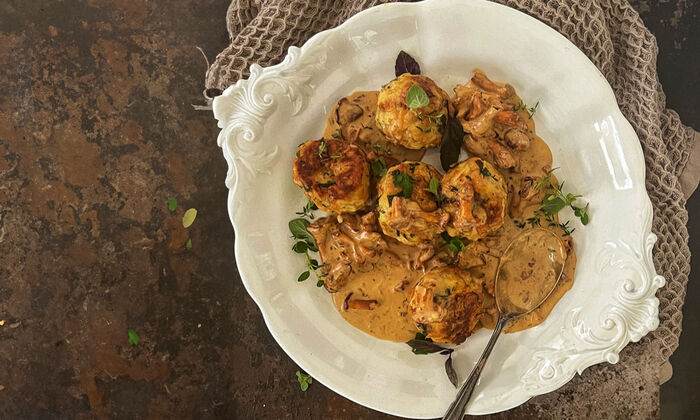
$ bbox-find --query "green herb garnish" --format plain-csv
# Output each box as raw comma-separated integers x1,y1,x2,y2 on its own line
425,177,440,199
331,129,342,138
127,329,139,346
318,140,327,158
371,157,388,178
296,371,313,391
440,232,466,253
406,332,458,387
289,218,326,283
406,84,429,109
515,100,540,119
296,200,318,219
167,197,177,212
316,279,324,287
185,239,192,251
528,168,590,235
475,159,498,181
392,170,416,198
182,208,197,228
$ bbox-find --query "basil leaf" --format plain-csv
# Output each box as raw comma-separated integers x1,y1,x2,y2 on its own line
445,352,458,388
407,340,447,354
440,115,464,171
395,50,421,76
406,84,429,109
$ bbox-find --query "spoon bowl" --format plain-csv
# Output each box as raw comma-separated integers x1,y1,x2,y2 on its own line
443,228,567,420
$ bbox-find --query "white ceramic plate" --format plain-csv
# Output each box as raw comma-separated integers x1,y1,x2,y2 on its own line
212,0,665,417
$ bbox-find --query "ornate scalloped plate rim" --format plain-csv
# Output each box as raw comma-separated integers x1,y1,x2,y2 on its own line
213,0,665,417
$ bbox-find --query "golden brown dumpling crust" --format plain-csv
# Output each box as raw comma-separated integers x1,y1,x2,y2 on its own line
376,161,448,245
441,157,507,240
408,266,485,344
376,74,449,150
293,139,370,214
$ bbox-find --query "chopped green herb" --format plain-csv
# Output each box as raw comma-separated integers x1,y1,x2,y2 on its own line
406,84,429,109
296,371,313,391
392,170,416,198
330,153,343,159
167,197,177,212
331,129,342,138
475,159,497,181
316,279,324,287
182,208,197,228
371,157,388,178
318,140,327,158
297,271,310,282
127,329,139,346
441,232,466,253
185,239,192,251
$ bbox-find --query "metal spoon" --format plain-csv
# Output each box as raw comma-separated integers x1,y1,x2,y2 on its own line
443,228,567,420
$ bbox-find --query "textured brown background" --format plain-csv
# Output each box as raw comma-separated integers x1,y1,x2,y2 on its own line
0,0,697,419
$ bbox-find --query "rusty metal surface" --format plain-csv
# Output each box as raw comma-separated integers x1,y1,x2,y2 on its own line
0,0,696,418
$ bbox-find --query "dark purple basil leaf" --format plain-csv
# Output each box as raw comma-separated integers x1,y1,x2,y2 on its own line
440,115,464,171
395,50,421,77
445,352,459,388
407,339,449,354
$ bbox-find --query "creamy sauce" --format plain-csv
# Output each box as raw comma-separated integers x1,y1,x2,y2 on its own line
313,86,578,342
323,91,425,164
330,239,427,342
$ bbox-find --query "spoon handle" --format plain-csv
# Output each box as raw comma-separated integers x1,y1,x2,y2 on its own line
442,316,508,420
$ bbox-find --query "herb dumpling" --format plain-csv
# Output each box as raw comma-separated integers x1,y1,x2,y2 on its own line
375,73,449,150
441,157,507,240
293,139,370,214
376,161,448,245
408,266,485,344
